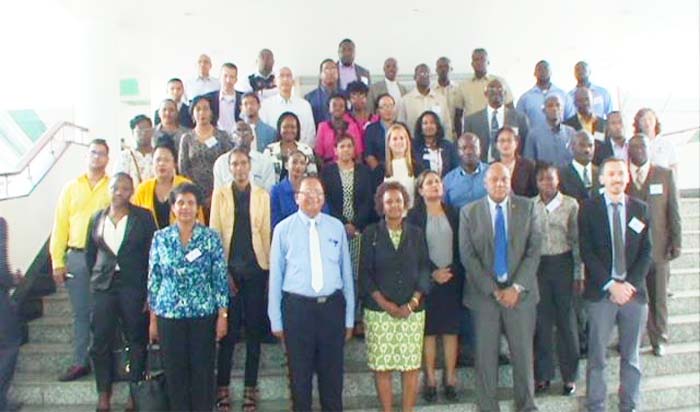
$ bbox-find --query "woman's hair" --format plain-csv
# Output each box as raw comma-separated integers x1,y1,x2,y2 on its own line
413,169,442,209
153,138,177,160
169,182,202,206
413,110,445,148
384,122,415,178
276,111,301,142
633,107,662,135
189,95,218,126
334,134,355,148
374,181,410,216
495,126,520,143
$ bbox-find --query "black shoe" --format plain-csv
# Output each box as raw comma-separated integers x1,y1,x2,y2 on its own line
535,381,550,394
652,344,666,357
498,353,510,365
422,385,437,403
444,384,458,401
562,383,576,396
58,365,91,382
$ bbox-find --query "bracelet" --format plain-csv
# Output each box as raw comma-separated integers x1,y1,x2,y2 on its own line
406,304,413,313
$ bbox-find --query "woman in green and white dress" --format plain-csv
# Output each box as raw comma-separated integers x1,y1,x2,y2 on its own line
359,181,432,412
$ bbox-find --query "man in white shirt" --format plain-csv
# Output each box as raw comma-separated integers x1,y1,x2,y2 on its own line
367,57,408,114
186,54,219,100
213,121,275,191
259,67,316,146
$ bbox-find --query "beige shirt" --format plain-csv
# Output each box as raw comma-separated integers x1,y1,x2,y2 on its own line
433,82,460,140
454,73,514,118
533,192,582,279
400,88,453,141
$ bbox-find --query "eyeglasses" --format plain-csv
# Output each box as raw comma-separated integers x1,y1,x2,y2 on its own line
297,190,324,198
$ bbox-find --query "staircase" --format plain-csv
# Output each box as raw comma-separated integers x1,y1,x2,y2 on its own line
9,199,700,411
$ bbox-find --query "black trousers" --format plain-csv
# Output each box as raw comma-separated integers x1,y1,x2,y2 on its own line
216,271,268,387
0,291,21,411
534,252,580,383
89,281,148,393
158,315,217,412
282,291,346,412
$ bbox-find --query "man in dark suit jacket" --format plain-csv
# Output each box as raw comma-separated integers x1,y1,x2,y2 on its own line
459,163,542,412
579,158,652,412
337,38,371,91
463,79,529,163
593,111,629,165
563,87,606,137
203,63,243,130
627,134,682,356
559,131,600,203
85,173,157,411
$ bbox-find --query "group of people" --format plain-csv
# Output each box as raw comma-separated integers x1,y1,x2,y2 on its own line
41,39,683,412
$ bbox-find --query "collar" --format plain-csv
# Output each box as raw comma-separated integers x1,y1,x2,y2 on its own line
629,161,650,176
197,76,211,82
277,94,293,104
571,160,590,176
385,78,398,85
471,73,490,82
487,195,509,211
220,91,237,102
339,62,355,69
297,209,323,225
537,191,563,212
487,104,503,118
604,192,626,208
460,162,484,176
610,136,628,148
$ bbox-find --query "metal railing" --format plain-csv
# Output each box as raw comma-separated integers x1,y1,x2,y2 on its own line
0,121,89,200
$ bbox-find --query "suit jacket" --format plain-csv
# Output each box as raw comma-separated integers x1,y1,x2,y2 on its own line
579,194,652,302
415,139,460,177
320,163,374,231
367,80,408,113
459,195,542,309
626,165,682,262
203,90,242,124
154,103,194,129
593,138,614,166
85,205,157,291
209,184,271,269
463,107,530,162
558,162,600,203
563,115,606,134
337,62,371,90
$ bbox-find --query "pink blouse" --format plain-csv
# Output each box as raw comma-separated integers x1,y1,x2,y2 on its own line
314,114,364,163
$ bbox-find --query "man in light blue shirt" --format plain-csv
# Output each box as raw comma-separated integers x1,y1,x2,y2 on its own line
516,60,567,131
523,95,576,166
564,61,613,119
443,133,489,209
268,176,354,412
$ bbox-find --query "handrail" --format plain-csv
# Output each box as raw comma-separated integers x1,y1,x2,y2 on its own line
0,121,89,178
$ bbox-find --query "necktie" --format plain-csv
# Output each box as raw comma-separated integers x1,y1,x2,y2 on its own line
635,168,644,190
490,110,500,160
582,166,591,188
493,204,508,282
309,219,324,293
612,203,626,278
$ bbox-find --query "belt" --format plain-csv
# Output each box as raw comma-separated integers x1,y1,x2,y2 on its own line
67,247,85,252
284,289,341,304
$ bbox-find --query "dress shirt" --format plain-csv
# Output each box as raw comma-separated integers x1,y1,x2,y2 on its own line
442,163,489,209
564,83,613,119
571,160,593,188
213,150,276,192
50,174,111,268
649,136,679,169
102,215,129,257
259,94,316,146
401,88,452,140
455,73,514,117
604,193,627,285
148,223,229,319
186,76,219,101
268,210,355,331
533,192,582,279
385,79,404,106
516,84,567,130
217,92,238,134
339,64,358,90
486,105,505,135
487,196,509,235
522,123,576,166
116,148,154,187
611,139,629,161
629,161,651,188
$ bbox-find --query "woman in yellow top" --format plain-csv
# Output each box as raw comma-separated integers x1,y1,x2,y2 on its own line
133,141,204,228
209,147,271,412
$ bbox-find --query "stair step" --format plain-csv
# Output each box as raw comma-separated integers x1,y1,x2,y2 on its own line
671,248,700,269
683,230,700,248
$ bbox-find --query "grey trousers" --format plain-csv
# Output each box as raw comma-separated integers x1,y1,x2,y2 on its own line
646,261,670,347
66,250,92,367
585,298,648,412
473,300,537,412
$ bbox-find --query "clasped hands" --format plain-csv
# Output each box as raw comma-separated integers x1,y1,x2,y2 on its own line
493,287,520,308
608,281,637,306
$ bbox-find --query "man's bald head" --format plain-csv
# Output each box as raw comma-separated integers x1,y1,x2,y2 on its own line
485,162,511,203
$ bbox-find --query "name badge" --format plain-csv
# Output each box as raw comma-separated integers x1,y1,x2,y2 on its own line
360,76,369,85
511,126,519,136
593,131,605,141
628,217,645,234
649,184,663,195
185,248,203,262
204,137,218,148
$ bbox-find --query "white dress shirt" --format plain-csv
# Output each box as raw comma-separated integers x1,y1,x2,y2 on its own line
212,150,276,192
217,92,238,134
185,76,219,101
259,94,316,146
571,160,593,187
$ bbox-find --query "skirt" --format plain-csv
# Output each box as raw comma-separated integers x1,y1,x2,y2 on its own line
364,309,425,371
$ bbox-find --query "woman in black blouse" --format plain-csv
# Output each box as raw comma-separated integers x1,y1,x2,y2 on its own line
359,181,431,412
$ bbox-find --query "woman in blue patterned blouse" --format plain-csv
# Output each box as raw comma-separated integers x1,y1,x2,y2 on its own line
147,182,229,411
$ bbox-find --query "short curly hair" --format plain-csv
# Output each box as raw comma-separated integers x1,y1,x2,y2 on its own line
374,181,410,217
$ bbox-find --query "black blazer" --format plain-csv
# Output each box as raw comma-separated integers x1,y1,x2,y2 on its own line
85,205,157,291
154,103,194,129
203,90,242,124
320,163,374,231
579,195,652,302
359,220,431,311
558,162,600,203
593,138,615,166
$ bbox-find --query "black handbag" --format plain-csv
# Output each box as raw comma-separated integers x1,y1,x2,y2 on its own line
112,346,131,382
130,345,169,411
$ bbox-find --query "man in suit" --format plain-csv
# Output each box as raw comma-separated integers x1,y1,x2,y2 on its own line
204,63,243,135
460,162,542,412
463,79,529,163
559,131,600,203
564,87,606,137
627,134,682,356
593,111,628,165
337,38,370,91
579,157,652,412
367,57,408,114
154,78,193,128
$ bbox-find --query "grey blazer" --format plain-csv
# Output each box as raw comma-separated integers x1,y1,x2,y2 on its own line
459,195,542,309
367,80,408,113
463,107,530,162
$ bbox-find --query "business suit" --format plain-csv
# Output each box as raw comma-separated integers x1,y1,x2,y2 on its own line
367,79,408,113
203,90,243,124
0,218,20,412
154,102,194,129
626,165,682,348
593,138,614,166
579,194,652,412
558,162,600,204
563,114,606,135
463,107,530,162
459,195,542,412
85,205,157,392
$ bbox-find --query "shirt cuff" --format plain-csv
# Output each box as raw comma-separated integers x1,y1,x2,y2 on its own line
602,279,615,291
512,283,524,292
